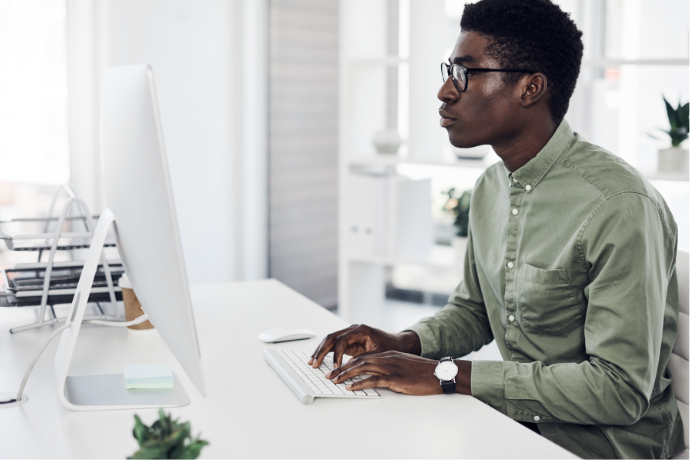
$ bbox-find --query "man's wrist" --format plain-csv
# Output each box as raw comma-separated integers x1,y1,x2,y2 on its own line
395,331,422,355
453,359,472,395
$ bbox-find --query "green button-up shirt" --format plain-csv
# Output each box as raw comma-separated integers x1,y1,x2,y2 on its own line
406,120,685,459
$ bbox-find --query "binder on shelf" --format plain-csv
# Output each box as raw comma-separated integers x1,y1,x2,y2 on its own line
346,173,432,260
346,174,386,257
387,177,432,260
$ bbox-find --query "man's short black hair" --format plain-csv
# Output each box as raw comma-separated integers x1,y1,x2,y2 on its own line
460,0,583,124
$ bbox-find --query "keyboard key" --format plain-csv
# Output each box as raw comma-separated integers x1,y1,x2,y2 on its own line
329,384,345,395
335,383,354,395
309,384,322,394
362,388,378,396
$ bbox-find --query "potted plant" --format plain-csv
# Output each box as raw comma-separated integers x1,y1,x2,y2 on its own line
129,409,209,459
650,96,688,172
442,188,471,262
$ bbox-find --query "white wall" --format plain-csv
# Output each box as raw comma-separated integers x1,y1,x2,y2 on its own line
67,0,267,284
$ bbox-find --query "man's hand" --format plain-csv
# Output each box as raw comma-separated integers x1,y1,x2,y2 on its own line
324,351,472,396
308,324,421,368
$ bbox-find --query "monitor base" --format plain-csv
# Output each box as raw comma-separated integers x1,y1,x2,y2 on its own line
62,373,189,411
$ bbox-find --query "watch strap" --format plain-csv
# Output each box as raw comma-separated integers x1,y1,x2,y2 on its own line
438,357,457,394
441,379,457,394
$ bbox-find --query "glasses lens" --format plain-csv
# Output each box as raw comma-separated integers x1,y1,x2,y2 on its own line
452,65,466,89
441,63,450,82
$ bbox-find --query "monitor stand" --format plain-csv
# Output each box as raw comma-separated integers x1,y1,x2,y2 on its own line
53,209,190,411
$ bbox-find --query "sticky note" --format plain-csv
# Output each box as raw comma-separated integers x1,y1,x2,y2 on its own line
123,364,173,390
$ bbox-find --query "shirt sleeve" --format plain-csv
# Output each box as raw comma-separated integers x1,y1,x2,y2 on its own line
404,225,494,360
471,192,678,425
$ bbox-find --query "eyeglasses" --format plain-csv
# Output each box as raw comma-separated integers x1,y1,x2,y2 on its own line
441,62,535,93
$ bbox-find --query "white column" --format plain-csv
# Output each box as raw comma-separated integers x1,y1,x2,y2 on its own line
240,0,269,280
66,0,108,214
408,0,446,160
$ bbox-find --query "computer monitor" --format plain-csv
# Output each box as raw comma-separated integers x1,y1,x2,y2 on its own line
52,64,206,410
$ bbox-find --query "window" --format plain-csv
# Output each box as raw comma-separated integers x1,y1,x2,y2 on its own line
0,0,69,192
0,0,70,268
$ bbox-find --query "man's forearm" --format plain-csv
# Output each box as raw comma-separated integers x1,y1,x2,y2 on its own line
454,360,472,395
395,331,422,355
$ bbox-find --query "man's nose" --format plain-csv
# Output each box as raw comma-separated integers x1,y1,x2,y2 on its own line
438,77,459,103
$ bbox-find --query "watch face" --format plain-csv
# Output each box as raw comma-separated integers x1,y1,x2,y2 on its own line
434,361,459,381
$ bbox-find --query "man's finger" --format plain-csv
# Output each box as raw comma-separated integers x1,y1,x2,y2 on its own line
326,353,366,378
347,375,385,391
332,332,361,368
327,353,387,378
310,325,357,367
308,336,331,366
331,360,386,384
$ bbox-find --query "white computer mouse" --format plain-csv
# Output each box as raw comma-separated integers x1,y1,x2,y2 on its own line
258,327,316,343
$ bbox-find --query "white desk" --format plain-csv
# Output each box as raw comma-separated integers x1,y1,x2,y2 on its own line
0,280,577,458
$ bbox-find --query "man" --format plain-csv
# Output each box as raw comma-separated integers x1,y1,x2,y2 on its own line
309,0,686,458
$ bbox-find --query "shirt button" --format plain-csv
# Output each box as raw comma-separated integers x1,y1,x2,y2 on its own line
525,185,532,191
507,261,514,269
508,315,515,322
533,416,540,421
512,208,519,215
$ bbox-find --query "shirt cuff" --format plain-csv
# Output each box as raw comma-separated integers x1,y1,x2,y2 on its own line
401,323,440,359
470,360,504,411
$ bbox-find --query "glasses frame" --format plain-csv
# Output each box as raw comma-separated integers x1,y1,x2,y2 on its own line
441,62,536,93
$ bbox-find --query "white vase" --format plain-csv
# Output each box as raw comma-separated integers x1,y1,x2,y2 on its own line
658,146,689,172
372,129,402,154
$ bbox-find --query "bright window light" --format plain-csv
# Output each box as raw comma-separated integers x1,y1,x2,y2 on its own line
0,0,69,185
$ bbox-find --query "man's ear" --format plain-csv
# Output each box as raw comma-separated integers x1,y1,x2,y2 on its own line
519,73,548,108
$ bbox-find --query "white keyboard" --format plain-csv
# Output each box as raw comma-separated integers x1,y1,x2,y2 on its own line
263,349,380,405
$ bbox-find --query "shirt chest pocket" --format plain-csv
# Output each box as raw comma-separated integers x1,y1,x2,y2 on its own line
516,263,584,335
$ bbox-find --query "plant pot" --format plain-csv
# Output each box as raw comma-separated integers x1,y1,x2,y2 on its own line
372,129,402,154
658,146,689,172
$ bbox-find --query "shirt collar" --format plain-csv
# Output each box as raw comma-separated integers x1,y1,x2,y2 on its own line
503,119,574,191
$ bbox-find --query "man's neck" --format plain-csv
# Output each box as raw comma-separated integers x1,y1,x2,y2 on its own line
493,118,558,172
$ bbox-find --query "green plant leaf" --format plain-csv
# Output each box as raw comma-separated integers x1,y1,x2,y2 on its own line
132,415,150,447
130,410,209,459
128,446,164,459
163,426,190,455
664,96,679,130
158,409,172,436
183,440,210,459
681,103,690,131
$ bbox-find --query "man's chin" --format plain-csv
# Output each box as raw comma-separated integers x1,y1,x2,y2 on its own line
447,132,482,150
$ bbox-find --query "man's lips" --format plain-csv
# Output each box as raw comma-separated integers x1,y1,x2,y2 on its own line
439,109,457,128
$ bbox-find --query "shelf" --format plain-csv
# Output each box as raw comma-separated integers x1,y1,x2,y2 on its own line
346,244,461,269
347,155,688,182
347,154,499,170
582,58,689,67
643,170,689,182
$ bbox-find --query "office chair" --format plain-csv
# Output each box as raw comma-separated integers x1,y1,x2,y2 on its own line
672,250,689,459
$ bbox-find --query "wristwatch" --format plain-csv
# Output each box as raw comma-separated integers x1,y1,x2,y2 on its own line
434,357,459,394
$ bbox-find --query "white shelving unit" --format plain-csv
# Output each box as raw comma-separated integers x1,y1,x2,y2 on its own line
338,0,469,324
346,243,458,268
347,154,499,170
